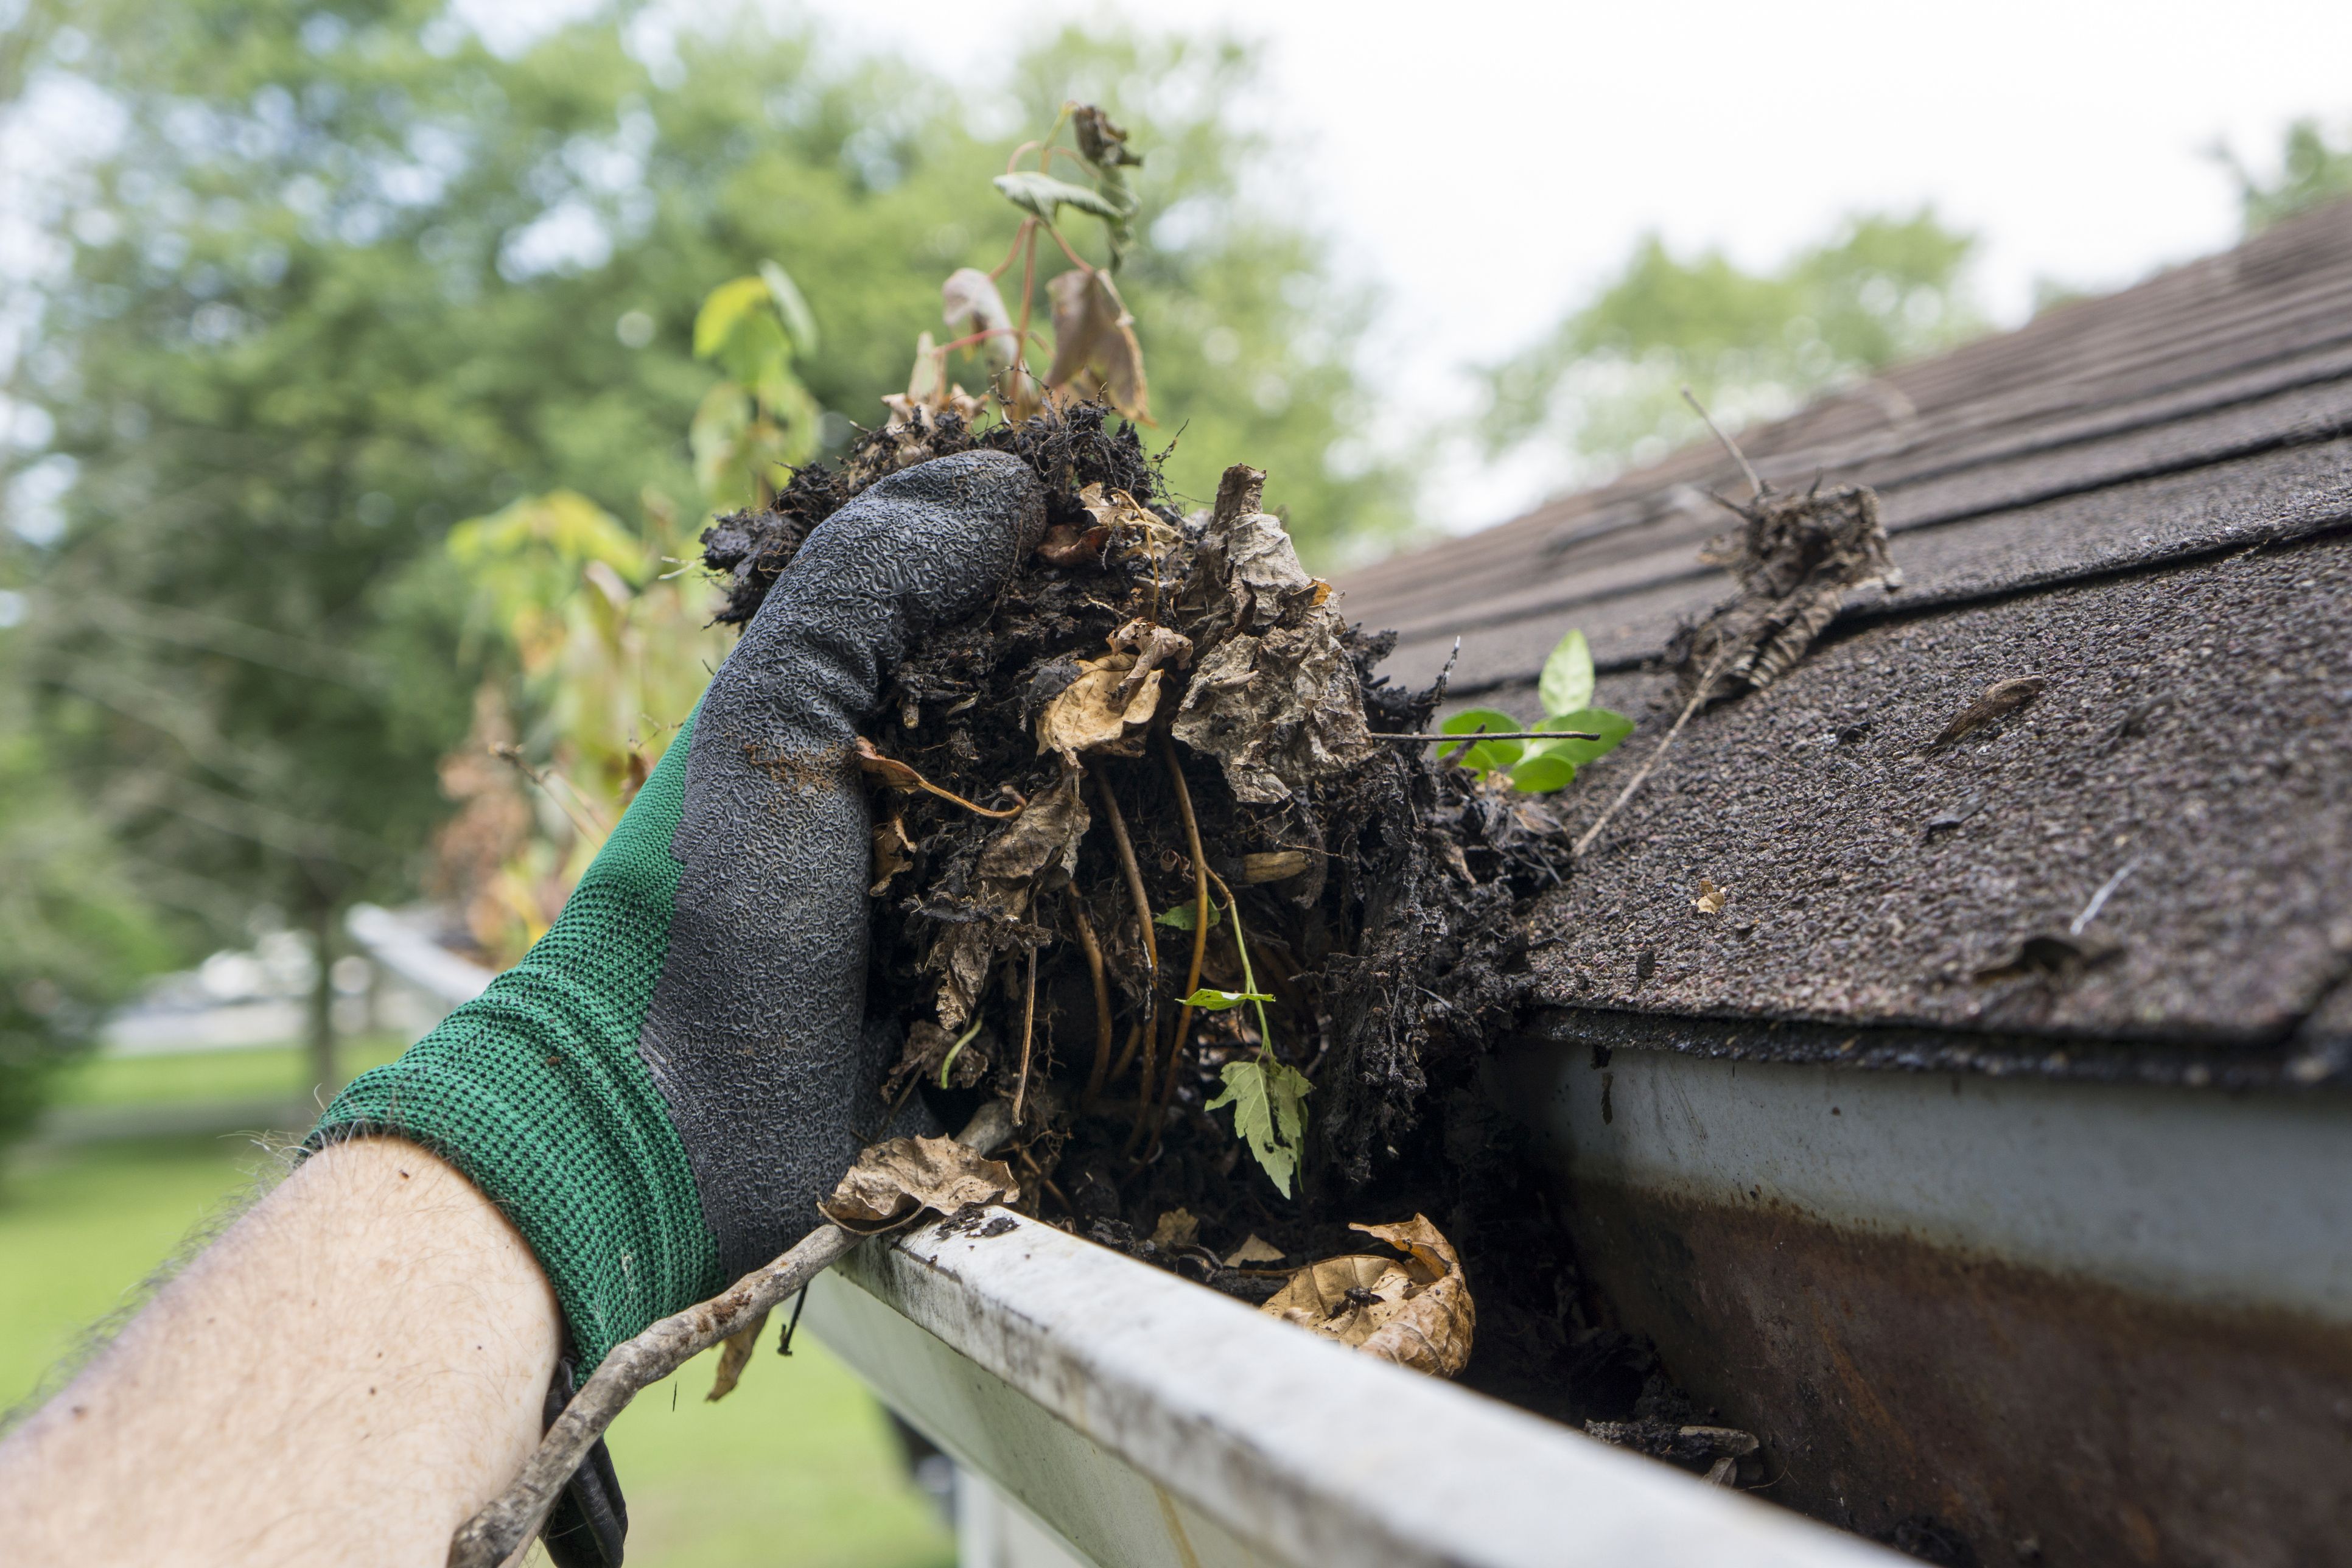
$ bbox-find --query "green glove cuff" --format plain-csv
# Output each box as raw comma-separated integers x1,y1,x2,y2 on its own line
310,711,721,1373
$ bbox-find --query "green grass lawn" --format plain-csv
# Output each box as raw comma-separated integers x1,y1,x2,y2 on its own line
52,1036,408,1111
3,1052,954,1568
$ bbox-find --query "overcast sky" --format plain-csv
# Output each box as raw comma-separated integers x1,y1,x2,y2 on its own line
822,0,2352,533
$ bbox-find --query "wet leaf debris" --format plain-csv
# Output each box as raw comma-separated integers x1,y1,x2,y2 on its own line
699,405,1587,1322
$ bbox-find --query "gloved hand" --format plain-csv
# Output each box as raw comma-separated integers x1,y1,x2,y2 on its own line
314,449,1042,1374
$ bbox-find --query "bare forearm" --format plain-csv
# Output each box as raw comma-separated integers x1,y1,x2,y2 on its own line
0,1137,560,1567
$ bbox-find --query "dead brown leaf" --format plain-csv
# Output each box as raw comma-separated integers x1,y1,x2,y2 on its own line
705,1306,770,1403
1149,1208,1199,1249
870,814,914,895
1693,877,1727,915
1669,481,1899,700
1259,1213,1474,1378
1171,465,1376,807
927,769,1090,1028
1043,267,1148,420
1223,1234,1285,1266
1928,676,2047,751
817,1135,1020,1234
1241,850,1311,884
1035,654,1162,761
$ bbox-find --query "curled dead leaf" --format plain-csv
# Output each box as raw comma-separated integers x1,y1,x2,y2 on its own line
1223,1234,1285,1266
1259,1213,1474,1378
818,1135,1020,1234
870,814,914,895
1037,522,1111,567
1693,877,1727,915
1241,850,1311,884
1036,654,1162,761
1043,267,1149,420
705,1306,770,1403
1928,675,2047,751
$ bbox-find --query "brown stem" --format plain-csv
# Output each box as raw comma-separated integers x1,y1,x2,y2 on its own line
1068,887,1115,1108
447,1106,1013,1568
1012,940,1039,1124
1012,228,1038,389
1108,1020,1144,1083
1090,769,1157,1008
1133,735,1209,1158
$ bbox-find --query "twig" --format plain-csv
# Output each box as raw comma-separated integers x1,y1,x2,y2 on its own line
447,1105,1014,1568
1135,734,1210,1158
492,744,611,845
1012,942,1039,1124
1572,656,1726,860
448,1225,859,1567
1681,385,1762,502
1068,886,1116,1108
2071,857,2143,935
1371,730,1600,744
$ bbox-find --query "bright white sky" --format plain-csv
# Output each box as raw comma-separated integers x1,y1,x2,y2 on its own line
826,0,2352,533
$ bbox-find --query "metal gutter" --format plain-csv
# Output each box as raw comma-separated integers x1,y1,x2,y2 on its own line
1492,1027,2352,1563
803,1204,1904,1568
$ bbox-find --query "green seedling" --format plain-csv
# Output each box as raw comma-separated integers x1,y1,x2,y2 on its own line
1440,629,1634,792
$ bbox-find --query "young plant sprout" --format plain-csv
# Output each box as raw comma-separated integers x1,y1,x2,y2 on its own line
1440,629,1634,790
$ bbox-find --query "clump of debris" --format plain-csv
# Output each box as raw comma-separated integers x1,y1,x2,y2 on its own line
701,402,1647,1413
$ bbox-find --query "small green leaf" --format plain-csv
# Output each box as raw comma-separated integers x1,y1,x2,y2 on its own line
1530,707,1636,768
1441,707,1525,776
1206,1058,1312,1197
758,260,820,359
992,171,1124,225
1508,753,1577,793
692,275,771,361
1155,901,1222,932
1180,987,1271,1011
1539,629,1595,719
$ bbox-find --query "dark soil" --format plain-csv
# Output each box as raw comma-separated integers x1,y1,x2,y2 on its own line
702,405,1688,1446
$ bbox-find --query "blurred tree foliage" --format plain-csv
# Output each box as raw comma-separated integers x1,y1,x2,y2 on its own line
0,0,1407,1145
2219,116,2352,235
1480,208,1980,478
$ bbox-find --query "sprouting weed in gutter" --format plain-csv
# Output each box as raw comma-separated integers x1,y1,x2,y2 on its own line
1441,629,1634,791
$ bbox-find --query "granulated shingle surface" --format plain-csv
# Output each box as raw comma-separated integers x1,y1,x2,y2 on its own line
1339,200,2352,1061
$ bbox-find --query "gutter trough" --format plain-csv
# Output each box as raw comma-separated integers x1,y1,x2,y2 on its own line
1495,1015,2352,1567
802,1202,1902,1568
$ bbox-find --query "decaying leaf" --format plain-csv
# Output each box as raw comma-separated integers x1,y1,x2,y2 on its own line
1149,1208,1199,1249
1171,466,1377,805
1076,483,1178,556
817,1134,1020,1234
1260,1214,1474,1379
871,814,914,895
1043,267,1148,419
1036,520,1110,567
1971,929,2122,983
940,268,1018,376
925,769,1090,1028
705,1306,771,1403
1035,654,1162,761
1241,850,1311,884
1668,481,1900,699
1224,1234,1285,1266
1693,878,1727,915
1585,1419,1760,1467
1928,676,2047,751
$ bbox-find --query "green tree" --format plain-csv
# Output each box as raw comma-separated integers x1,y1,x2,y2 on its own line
2219,116,2352,234
1480,208,1981,477
0,1,1413,1129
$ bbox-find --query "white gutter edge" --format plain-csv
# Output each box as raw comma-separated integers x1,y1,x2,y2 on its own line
345,903,493,1009
810,1208,1903,1568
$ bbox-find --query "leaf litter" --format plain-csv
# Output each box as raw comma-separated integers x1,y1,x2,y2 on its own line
700,399,1729,1432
